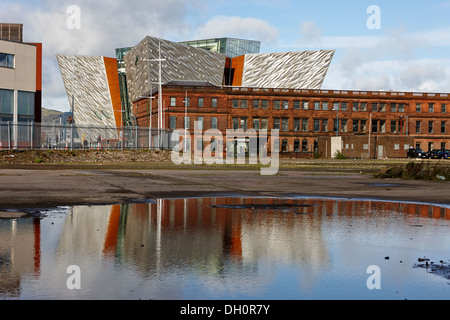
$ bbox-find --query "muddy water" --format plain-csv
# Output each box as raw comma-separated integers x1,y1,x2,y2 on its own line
0,197,449,300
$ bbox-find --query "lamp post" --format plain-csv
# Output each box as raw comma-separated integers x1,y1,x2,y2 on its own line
400,115,405,159
143,41,166,149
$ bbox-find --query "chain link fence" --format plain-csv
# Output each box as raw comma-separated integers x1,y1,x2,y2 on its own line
0,122,176,150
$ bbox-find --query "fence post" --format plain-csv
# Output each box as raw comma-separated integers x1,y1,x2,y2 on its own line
8,121,11,150
31,122,34,150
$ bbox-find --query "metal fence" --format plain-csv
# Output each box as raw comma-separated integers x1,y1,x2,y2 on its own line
0,122,176,150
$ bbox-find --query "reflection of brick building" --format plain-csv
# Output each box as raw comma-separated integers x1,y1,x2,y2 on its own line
134,83,450,158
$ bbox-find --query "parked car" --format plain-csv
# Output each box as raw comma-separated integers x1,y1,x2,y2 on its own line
427,149,441,159
438,149,450,159
407,148,427,158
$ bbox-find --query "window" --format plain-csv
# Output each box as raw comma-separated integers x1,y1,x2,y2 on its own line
372,120,378,133
380,120,386,133
18,91,34,116
253,118,260,131
429,103,435,113
442,104,446,113
379,103,386,112
416,143,421,149
321,119,328,132
302,139,308,152
211,98,218,108
273,100,280,109
184,117,190,129
333,119,339,132
253,99,260,109
428,121,434,134
391,120,398,133
294,140,300,152
282,139,288,152
353,102,359,112
261,100,268,109
441,142,447,150
398,103,405,112
198,98,204,107
360,102,367,112
211,117,217,129
341,119,348,132
353,120,359,132
294,118,300,131
185,97,190,107
360,120,367,132
314,119,320,132
0,53,14,68
232,118,239,130
240,118,248,130
261,118,268,130
241,99,248,109
302,119,308,132
314,101,321,110
170,97,176,107
170,116,176,130
322,101,329,111
333,102,339,111
391,103,397,112
197,116,204,130
282,100,289,109
293,101,300,110
273,118,280,130
341,102,348,111
441,121,446,134
0,89,14,115
232,99,239,108
371,103,378,112
416,121,421,134
302,101,309,110
282,118,289,131
416,103,421,112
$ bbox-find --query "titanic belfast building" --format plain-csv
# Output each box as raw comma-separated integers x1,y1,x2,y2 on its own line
57,35,450,158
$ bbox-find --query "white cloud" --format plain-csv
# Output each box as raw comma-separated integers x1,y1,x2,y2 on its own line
0,0,203,111
194,15,278,44
299,21,322,44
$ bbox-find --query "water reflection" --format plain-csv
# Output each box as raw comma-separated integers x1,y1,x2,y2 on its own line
0,197,449,300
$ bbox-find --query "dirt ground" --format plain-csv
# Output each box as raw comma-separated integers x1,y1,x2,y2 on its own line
0,150,449,211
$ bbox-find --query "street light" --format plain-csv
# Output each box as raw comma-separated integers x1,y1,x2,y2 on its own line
400,115,405,159
139,94,155,149
143,41,166,149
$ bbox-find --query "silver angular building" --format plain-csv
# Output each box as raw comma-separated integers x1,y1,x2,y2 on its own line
123,36,227,105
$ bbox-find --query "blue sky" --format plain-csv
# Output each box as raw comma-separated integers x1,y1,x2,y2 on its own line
2,0,450,111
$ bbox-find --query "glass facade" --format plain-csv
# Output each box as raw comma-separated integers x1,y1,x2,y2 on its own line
0,89,13,123
179,38,261,58
115,47,134,126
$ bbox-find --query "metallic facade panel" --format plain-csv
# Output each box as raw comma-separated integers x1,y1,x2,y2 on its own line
240,50,335,90
124,36,227,103
56,54,119,139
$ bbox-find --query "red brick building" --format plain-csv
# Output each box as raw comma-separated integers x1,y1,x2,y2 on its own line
133,81,450,159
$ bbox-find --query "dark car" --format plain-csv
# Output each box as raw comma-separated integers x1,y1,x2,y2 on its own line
407,148,427,158
438,149,450,159
427,149,441,159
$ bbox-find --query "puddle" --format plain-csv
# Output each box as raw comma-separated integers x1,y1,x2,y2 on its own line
0,196,449,300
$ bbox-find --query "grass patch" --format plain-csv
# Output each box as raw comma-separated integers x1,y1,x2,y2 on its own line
375,161,450,181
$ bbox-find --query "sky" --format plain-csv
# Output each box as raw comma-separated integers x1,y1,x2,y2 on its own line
2,0,450,112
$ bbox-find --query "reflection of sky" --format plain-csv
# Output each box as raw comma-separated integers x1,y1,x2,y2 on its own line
1,197,450,300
